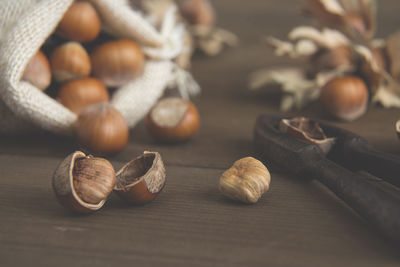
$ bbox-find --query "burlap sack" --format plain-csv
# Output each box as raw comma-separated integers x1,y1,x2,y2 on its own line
0,0,198,135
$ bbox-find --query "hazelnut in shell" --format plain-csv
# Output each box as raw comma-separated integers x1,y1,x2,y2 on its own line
22,50,51,91
57,1,101,42
50,42,91,83
219,157,271,204
319,76,368,121
178,0,216,27
114,151,166,205
57,77,109,114
145,97,200,143
75,103,129,155
52,151,116,213
91,39,145,87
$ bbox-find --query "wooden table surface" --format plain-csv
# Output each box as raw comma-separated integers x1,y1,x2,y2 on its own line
1,1,400,266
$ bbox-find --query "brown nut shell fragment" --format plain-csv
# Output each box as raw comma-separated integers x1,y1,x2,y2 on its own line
115,151,166,205
52,151,115,213
279,117,336,154
219,157,271,204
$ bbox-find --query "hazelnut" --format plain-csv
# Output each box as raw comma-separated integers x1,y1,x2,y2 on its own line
57,1,101,42
57,77,109,114
22,50,51,91
145,97,200,143
52,151,116,213
114,151,166,205
219,157,271,204
319,76,368,121
91,39,145,87
50,42,91,83
75,103,129,155
177,0,216,27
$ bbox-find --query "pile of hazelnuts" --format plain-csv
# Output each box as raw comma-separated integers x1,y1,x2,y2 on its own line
22,1,200,155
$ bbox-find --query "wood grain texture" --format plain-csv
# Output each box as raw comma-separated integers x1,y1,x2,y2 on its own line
1,0,400,266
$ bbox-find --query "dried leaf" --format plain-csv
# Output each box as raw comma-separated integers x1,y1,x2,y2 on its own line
304,0,377,41
354,44,384,94
340,0,376,40
289,26,350,49
248,68,308,90
386,31,400,81
372,80,400,108
303,0,345,26
267,37,295,57
248,67,321,111
295,39,319,56
191,25,238,56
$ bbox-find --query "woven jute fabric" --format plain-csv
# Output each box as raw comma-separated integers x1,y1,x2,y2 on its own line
0,0,181,135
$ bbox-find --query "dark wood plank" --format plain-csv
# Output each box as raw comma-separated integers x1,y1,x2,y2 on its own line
1,154,399,266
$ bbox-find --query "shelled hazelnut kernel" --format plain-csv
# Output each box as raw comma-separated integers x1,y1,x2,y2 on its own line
22,50,51,91
50,42,91,83
57,1,101,42
52,151,116,213
145,97,200,143
219,157,271,204
75,103,129,155
320,76,368,121
91,39,145,87
57,77,109,114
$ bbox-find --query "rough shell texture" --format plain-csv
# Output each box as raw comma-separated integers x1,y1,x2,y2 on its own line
52,151,106,213
115,151,166,205
219,157,271,204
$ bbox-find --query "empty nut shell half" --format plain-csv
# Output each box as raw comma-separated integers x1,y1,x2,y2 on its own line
219,157,271,204
115,151,166,205
279,117,336,154
52,151,116,213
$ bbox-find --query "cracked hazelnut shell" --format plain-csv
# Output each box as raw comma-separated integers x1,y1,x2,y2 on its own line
114,151,166,205
52,151,116,213
279,117,336,154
